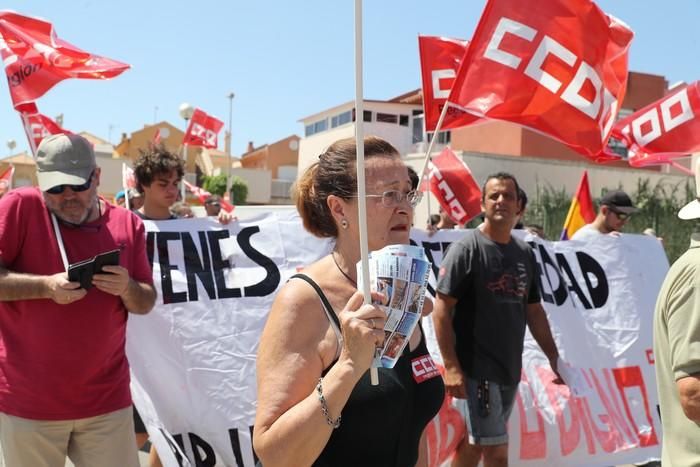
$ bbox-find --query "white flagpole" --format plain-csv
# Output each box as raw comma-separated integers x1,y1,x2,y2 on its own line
418,102,451,190
419,103,451,224
354,0,378,386
19,111,38,158
122,163,131,210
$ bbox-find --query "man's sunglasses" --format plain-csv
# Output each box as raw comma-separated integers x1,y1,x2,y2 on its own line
611,210,631,221
45,171,94,195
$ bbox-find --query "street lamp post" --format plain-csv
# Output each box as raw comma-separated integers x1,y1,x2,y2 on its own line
6,139,16,158
179,102,194,201
226,92,235,199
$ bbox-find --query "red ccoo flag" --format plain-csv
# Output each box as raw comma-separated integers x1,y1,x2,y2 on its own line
0,165,15,197
182,180,234,213
611,81,700,168
0,11,130,108
16,102,70,155
447,0,633,161
183,109,224,149
424,147,481,225
418,36,479,131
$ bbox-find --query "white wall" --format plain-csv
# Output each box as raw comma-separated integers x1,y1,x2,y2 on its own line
277,165,298,181
405,150,691,226
95,153,124,197
231,168,271,204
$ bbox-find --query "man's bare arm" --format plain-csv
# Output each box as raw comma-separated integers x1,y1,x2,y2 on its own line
433,292,467,398
0,265,86,304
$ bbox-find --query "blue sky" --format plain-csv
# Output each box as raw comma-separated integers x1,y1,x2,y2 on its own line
1,1,698,158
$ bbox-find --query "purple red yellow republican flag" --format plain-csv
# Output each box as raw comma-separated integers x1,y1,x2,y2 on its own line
561,171,596,240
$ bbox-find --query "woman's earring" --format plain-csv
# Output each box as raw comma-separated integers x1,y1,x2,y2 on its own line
341,219,349,229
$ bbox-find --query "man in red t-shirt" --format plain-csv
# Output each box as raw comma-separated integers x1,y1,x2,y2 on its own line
0,134,156,467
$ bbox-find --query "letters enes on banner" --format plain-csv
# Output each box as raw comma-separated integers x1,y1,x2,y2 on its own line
16,102,70,155
183,109,224,149
418,36,479,131
611,81,700,167
446,0,633,161
426,147,481,225
0,11,130,108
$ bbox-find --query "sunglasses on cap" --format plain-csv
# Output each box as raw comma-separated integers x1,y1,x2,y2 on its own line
45,171,95,195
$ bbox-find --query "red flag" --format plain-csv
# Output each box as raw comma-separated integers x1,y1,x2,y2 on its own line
0,165,15,197
16,102,70,155
425,147,482,225
611,81,700,167
122,163,136,190
183,109,224,149
183,180,234,213
560,171,596,240
447,0,633,161
0,11,130,108
418,36,479,131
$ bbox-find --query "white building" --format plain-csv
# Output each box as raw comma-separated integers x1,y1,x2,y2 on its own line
298,98,436,174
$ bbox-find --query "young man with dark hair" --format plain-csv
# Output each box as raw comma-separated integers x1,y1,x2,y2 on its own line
133,146,184,221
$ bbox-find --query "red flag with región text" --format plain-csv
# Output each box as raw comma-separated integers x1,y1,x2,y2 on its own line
0,11,130,108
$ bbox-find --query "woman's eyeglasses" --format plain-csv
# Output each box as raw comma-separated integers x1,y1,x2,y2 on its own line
354,189,423,208
45,171,95,195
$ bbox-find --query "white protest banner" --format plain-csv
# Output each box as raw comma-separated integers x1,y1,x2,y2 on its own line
127,210,333,466
128,211,666,466
416,229,666,466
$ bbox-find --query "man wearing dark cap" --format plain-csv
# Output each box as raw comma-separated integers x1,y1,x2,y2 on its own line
571,190,638,240
0,134,156,466
654,160,700,466
204,194,223,217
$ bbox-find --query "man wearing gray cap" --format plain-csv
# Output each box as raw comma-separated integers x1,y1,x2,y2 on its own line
571,190,639,240
0,134,156,466
654,160,700,466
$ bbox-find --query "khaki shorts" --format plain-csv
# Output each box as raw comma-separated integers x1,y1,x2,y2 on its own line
0,406,138,467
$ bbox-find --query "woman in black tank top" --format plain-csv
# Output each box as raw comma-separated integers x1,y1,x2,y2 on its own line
254,137,444,467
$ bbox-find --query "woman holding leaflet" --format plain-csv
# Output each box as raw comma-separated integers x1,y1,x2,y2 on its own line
254,136,444,466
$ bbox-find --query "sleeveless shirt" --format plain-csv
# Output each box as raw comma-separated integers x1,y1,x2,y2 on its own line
291,274,445,467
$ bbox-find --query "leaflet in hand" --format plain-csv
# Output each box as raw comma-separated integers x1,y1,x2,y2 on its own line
357,244,430,369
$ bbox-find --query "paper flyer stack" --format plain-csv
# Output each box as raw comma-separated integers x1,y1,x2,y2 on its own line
358,244,431,368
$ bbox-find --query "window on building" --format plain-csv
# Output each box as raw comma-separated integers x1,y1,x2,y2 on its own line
412,113,424,144
426,131,451,144
314,119,327,133
351,109,374,123
305,118,328,137
331,110,352,128
376,113,398,124
399,115,409,126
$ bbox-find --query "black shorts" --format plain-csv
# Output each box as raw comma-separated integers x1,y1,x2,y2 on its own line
133,406,147,434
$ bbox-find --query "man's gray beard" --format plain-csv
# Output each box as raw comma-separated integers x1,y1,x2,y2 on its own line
46,195,97,226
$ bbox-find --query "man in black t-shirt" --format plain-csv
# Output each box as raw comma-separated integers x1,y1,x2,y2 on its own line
433,172,562,467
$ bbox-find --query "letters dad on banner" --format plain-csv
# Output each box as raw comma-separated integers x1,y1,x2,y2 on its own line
127,210,667,466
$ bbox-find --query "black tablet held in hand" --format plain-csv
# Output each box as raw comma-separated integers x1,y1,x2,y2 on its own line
67,249,121,290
